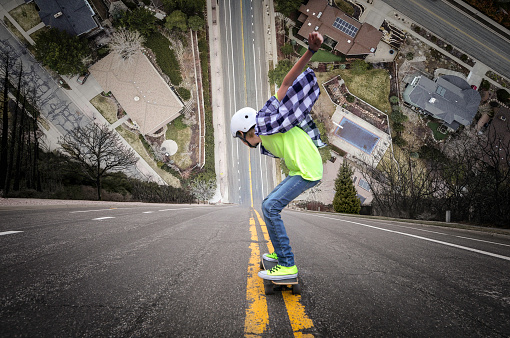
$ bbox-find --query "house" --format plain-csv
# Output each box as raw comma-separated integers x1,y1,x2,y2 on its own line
89,50,184,135
296,0,382,56
403,74,481,130
28,0,99,36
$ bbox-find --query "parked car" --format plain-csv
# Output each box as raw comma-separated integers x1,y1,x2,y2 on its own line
77,72,90,85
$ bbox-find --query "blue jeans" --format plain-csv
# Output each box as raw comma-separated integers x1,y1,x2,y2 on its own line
261,175,320,267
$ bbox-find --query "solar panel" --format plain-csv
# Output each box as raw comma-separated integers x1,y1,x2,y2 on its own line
435,86,446,97
333,17,358,38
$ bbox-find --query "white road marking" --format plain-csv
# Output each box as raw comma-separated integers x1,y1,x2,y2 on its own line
93,217,115,221
313,214,510,262
143,211,154,214
70,208,121,213
159,208,193,212
374,220,510,248
0,231,23,236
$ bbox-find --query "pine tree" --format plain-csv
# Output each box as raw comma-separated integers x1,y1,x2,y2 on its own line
333,161,361,214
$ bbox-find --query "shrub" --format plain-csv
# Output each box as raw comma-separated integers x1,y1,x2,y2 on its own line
480,79,491,91
460,54,468,62
496,89,510,103
345,93,355,103
177,86,191,101
390,96,399,104
406,52,414,60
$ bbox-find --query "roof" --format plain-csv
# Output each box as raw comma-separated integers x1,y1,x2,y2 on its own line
33,0,98,36
297,0,382,55
403,75,481,127
89,51,184,135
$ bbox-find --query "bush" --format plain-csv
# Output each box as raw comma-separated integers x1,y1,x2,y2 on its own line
496,89,510,103
145,31,182,85
345,93,355,103
390,96,399,104
392,134,407,147
446,44,453,52
177,86,191,101
406,52,414,60
480,79,491,91
460,54,468,62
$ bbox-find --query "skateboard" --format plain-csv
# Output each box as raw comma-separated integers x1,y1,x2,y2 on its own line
259,258,301,295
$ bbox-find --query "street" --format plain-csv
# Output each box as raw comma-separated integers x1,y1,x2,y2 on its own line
380,0,510,78
218,0,277,206
1,203,509,336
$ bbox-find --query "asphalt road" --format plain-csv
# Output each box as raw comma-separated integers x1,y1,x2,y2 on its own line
1,203,509,336
381,0,510,78
219,0,276,206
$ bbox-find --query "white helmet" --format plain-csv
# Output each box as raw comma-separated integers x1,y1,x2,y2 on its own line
230,107,257,138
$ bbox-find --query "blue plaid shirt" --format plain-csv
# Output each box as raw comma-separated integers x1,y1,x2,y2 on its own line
255,68,325,158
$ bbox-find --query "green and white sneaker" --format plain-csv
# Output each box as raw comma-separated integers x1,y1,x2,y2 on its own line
258,264,298,280
262,252,278,262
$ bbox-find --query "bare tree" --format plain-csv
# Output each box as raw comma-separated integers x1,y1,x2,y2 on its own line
108,28,145,65
0,51,12,191
59,123,138,200
359,150,442,219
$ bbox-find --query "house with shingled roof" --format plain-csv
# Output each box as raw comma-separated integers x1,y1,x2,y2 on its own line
27,0,99,36
403,74,481,131
296,0,382,56
89,51,184,135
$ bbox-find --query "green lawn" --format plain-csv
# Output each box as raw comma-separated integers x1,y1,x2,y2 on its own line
427,121,448,141
166,116,192,169
9,3,40,32
116,126,181,187
299,47,345,62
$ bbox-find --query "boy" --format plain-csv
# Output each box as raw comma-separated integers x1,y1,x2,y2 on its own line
230,32,325,280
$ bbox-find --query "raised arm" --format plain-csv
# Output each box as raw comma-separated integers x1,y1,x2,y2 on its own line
276,31,323,101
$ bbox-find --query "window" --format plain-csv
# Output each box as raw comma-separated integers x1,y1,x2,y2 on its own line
358,179,371,192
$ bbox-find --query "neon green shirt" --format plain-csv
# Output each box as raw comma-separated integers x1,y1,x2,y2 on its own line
259,126,323,181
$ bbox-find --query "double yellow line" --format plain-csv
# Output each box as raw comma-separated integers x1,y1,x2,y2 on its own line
244,208,314,337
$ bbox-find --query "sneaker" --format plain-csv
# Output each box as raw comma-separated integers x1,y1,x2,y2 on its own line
258,264,298,280
262,252,278,262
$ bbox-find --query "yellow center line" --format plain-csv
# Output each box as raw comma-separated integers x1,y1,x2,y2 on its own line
408,0,510,62
244,214,269,337
253,210,315,337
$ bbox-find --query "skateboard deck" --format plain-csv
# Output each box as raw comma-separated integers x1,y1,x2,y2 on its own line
260,258,301,295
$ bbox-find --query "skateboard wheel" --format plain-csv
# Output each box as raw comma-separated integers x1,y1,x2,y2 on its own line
292,284,301,295
264,283,274,295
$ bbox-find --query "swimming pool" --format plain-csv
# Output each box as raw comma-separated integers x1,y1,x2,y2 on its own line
335,118,380,154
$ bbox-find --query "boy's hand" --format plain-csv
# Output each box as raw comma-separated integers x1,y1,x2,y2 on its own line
308,32,323,52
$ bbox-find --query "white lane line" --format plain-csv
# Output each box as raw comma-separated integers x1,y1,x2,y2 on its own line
158,208,193,212
313,214,510,262
0,231,23,236
93,217,115,221
372,220,510,248
70,208,120,213
143,211,154,214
